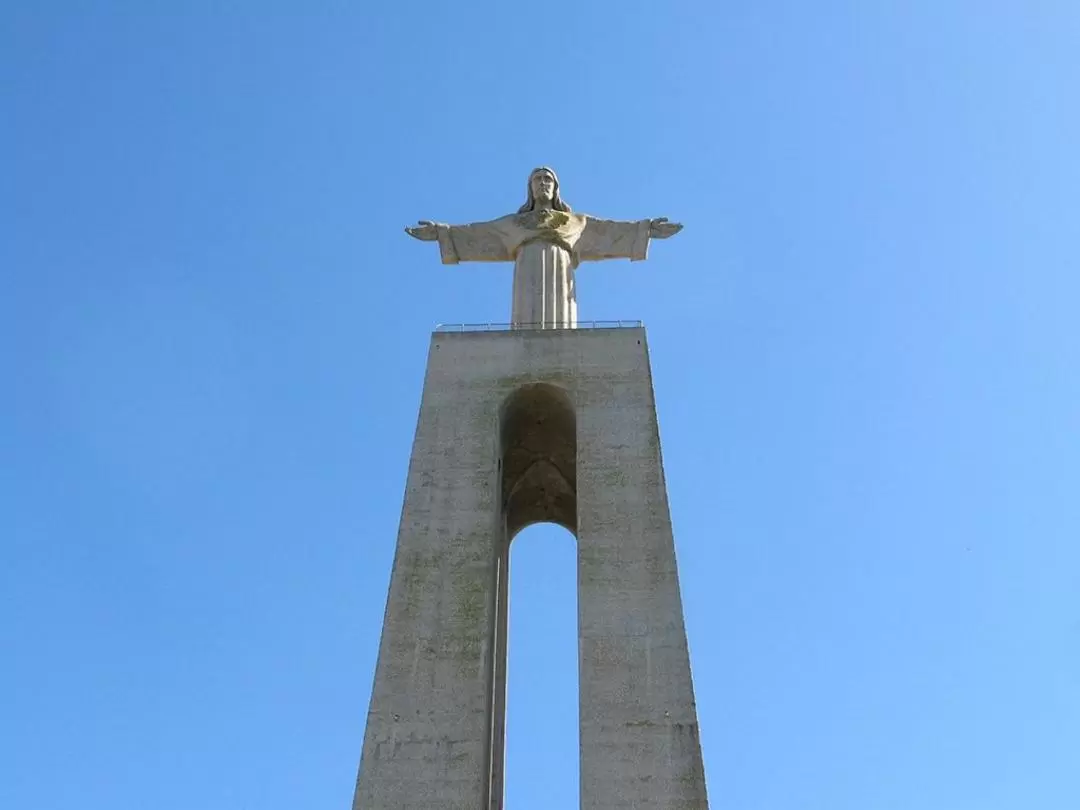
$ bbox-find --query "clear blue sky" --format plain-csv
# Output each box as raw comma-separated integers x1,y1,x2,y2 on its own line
4,2,1079,808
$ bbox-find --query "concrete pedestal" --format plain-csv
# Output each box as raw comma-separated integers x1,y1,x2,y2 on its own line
352,327,709,810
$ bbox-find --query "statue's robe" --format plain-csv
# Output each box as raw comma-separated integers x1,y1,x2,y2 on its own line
434,210,653,328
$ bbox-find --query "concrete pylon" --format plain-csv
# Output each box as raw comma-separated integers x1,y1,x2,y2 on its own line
351,326,709,810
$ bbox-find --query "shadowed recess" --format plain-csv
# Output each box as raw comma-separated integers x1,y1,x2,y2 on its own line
500,383,577,540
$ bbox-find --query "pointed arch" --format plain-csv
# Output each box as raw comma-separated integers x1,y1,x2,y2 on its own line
499,383,577,540
487,383,579,809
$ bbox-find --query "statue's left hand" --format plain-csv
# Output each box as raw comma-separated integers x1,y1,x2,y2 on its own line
649,217,683,239
405,220,440,241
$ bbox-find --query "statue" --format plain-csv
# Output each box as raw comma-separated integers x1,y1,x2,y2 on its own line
405,167,683,329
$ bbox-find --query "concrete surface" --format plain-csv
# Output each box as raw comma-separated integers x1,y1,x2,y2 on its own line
352,327,709,810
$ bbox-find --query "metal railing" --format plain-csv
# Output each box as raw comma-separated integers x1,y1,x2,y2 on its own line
434,320,643,333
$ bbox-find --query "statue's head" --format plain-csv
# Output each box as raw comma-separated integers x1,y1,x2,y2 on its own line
518,167,571,213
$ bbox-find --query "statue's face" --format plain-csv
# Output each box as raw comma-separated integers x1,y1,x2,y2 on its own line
530,171,557,204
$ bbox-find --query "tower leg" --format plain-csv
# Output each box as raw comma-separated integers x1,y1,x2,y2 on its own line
577,354,710,809
351,350,501,810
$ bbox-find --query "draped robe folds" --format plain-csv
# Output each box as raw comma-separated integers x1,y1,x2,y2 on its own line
434,209,653,329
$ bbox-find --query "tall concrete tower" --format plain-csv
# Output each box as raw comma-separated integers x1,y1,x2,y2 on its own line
351,169,709,809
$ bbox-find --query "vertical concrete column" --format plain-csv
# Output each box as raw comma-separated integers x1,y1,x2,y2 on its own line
576,336,710,810
352,338,501,810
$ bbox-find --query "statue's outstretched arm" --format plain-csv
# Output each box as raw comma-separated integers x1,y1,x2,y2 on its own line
404,218,512,264
576,217,651,262
577,216,683,263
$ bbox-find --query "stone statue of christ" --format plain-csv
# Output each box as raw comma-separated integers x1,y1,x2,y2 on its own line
405,167,683,329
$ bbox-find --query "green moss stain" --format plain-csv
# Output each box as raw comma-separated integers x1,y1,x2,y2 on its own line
398,550,442,616
602,468,629,488
454,577,486,626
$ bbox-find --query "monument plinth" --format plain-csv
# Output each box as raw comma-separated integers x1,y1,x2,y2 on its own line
352,170,708,810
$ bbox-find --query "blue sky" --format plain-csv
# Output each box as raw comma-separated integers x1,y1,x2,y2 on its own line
4,2,1079,808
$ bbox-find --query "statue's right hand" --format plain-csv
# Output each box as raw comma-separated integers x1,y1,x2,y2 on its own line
404,220,439,241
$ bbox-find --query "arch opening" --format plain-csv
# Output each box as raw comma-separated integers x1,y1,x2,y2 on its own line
503,524,579,810
488,384,578,810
